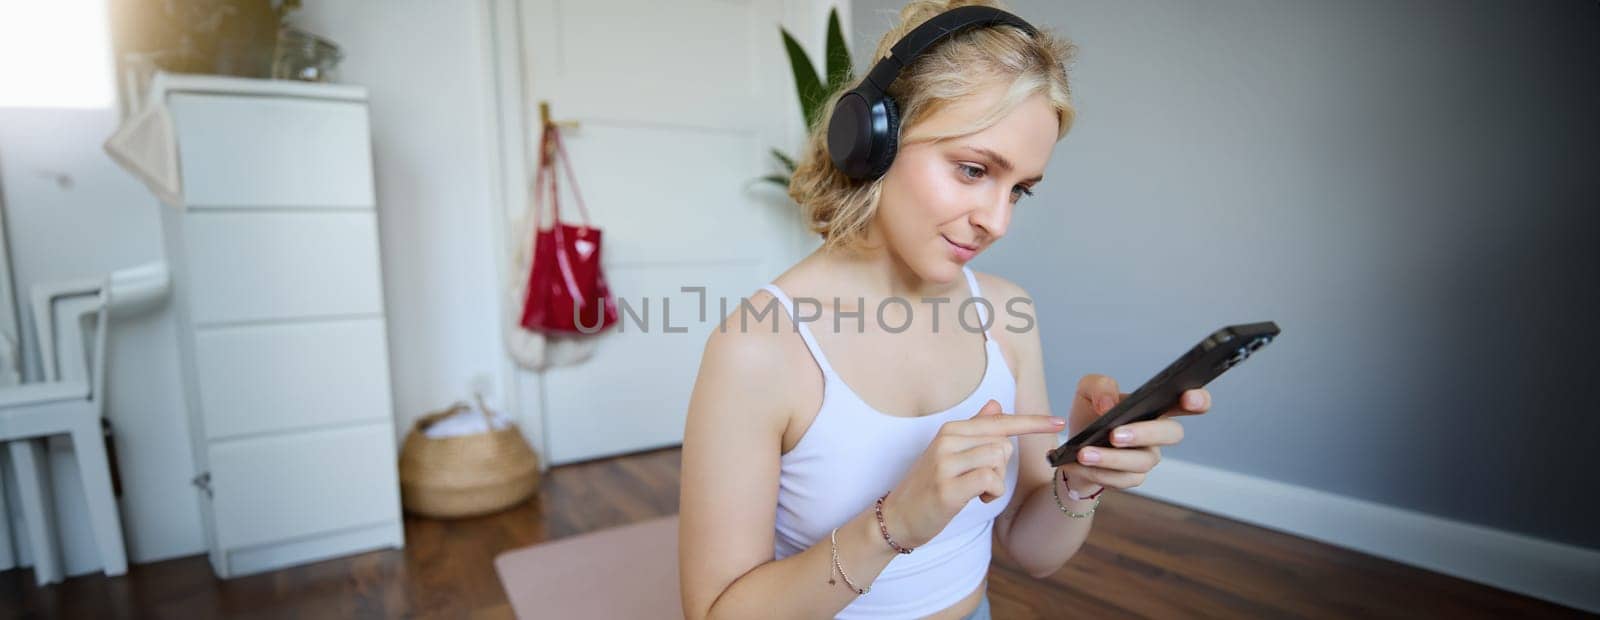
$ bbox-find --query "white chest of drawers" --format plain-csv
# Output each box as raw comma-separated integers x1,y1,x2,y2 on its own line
151,74,404,578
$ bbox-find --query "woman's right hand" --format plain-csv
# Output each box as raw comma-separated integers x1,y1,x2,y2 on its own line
880,399,1066,549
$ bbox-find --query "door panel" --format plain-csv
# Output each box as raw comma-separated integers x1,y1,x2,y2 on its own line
515,0,809,464
554,125,793,265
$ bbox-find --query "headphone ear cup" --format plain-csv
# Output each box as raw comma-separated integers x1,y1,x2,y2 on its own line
828,90,873,179
867,96,901,179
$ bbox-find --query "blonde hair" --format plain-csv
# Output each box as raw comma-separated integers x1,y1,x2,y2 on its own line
788,0,1078,252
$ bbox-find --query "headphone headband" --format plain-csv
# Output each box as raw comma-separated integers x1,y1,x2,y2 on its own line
860,6,1039,96
827,6,1040,181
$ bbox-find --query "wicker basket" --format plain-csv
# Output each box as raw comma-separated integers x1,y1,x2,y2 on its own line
399,398,541,519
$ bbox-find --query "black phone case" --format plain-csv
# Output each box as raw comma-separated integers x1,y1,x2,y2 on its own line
1046,321,1281,468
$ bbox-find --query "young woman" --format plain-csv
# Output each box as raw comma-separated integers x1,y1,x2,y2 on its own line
679,2,1211,618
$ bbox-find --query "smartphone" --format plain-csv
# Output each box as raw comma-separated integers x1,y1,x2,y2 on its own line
1046,321,1281,468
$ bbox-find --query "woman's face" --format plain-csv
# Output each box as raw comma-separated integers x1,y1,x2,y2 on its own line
872,85,1059,283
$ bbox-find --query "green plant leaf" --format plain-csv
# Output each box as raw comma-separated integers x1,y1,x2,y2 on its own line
781,28,827,130
761,174,791,188
770,149,797,174
824,8,852,93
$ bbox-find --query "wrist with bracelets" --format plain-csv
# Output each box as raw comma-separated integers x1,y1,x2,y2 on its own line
874,492,914,554
835,482,1098,594
828,491,912,596
1052,469,1103,518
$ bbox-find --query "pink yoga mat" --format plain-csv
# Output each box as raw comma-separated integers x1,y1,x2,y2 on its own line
494,514,682,619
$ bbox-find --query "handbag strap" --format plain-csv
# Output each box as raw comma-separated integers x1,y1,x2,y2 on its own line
530,123,594,231
528,123,593,309
530,130,553,231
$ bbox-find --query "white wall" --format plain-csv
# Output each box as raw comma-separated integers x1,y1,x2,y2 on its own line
291,1,511,441
0,107,205,573
1,0,511,576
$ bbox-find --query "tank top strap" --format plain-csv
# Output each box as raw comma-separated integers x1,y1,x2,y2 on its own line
961,266,994,342
759,284,838,378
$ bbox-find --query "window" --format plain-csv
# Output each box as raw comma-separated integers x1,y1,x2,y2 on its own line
0,0,115,109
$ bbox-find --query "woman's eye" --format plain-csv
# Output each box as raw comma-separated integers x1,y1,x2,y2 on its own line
959,163,1033,202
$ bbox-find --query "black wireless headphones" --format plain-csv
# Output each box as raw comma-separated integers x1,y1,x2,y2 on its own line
826,5,1039,181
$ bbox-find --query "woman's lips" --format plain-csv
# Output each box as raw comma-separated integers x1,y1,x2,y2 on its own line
943,234,978,262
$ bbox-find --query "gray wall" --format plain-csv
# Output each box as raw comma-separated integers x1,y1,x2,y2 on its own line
853,0,1599,550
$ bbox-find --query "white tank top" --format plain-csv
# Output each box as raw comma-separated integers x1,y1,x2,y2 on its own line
761,265,1018,619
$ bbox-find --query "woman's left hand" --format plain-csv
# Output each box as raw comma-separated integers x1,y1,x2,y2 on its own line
1058,374,1211,496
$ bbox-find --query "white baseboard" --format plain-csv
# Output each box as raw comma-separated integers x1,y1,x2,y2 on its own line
1126,457,1600,614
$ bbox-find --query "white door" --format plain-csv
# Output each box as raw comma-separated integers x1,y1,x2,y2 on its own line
496,0,843,465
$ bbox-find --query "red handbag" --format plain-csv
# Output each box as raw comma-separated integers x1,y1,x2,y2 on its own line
518,124,619,334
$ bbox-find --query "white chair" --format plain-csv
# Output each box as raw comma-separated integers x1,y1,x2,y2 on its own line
0,261,167,586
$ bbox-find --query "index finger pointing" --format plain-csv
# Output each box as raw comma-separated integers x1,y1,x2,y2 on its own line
952,414,1066,437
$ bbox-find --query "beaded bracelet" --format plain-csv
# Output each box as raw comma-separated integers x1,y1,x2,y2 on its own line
1052,469,1102,518
874,492,914,554
1061,468,1104,501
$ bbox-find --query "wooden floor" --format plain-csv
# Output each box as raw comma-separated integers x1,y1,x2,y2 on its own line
1,446,1584,619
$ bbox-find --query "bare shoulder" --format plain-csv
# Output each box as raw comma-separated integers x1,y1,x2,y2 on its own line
971,270,1042,369
691,289,814,433
973,270,1031,304
701,289,811,373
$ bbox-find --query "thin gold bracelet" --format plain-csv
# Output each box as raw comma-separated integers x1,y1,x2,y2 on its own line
1052,472,1101,518
829,527,870,595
